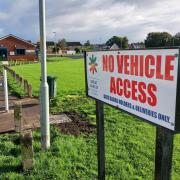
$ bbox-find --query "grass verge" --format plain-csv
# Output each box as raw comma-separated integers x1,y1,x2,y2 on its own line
0,58,179,179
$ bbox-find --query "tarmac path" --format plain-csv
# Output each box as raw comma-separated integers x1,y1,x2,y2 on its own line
0,74,40,133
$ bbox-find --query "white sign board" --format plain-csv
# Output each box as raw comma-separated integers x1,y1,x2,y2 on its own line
26,50,35,53
10,51,15,55
2,61,9,65
85,49,180,131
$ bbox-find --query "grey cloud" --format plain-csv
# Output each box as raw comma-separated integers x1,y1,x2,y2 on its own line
0,0,179,43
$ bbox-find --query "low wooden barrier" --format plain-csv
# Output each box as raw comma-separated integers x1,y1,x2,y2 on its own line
8,60,39,67
3,65,33,97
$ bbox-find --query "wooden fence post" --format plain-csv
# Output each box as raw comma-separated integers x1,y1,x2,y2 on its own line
155,127,174,180
9,69,12,76
14,102,34,170
12,71,16,79
96,100,105,180
24,80,28,93
28,84,33,97
19,77,23,87
14,102,22,132
20,129,34,170
16,74,20,83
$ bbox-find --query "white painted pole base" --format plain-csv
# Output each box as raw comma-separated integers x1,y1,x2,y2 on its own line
3,68,9,112
40,82,50,150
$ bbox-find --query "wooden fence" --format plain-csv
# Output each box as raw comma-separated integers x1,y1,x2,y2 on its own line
3,65,33,97
8,60,39,67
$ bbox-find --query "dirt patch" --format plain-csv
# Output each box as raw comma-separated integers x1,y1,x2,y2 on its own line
56,112,96,136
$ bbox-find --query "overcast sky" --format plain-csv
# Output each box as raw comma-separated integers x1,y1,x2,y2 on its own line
0,0,180,44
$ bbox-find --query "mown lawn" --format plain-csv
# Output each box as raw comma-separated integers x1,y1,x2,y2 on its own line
0,58,180,179
12,57,84,96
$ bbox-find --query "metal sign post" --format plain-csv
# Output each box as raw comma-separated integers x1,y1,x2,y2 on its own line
3,67,9,112
39,0,50,150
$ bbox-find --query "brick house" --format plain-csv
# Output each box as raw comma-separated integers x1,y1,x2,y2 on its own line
58,41,82,55
0,34,38,61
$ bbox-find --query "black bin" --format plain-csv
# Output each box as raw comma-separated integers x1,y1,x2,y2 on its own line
47,75,57,98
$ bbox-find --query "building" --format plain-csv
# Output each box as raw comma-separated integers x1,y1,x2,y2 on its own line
37,41,82,55
92,44,110,51
59,50,76,55
37,41,56,54
110,43,120,50
0,34,38,61
129,42,145,49
58,42,82,55
66,42,82,51
46,41,55,54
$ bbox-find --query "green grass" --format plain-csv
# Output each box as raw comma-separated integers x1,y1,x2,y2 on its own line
0,127,97,179
12,58,84,97
0,57,180,179
7,75,27,98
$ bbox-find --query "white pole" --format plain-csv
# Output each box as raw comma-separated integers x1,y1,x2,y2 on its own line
3,68,9,112
39,0,50,150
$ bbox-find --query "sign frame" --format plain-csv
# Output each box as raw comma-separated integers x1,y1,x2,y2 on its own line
84,47,180,133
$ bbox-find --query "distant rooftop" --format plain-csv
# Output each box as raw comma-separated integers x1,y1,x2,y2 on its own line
66,42,82,46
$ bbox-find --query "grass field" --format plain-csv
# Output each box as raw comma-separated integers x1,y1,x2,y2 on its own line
12,57,84,97
1,57,180,179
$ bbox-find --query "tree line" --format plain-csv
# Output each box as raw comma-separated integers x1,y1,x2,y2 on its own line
145,32,180,47
105,32,180,48
53,31,180,53
84,32,180,48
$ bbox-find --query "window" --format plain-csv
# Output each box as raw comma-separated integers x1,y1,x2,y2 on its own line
16,48,26,55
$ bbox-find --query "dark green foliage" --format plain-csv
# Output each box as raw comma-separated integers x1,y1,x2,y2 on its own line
172,32,180,46
74,47,80,54
145,32,173,47
57,38,67,50
106,36,129,48
84,40,91,46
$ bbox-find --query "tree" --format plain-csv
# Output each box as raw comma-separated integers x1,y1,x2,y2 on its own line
84,40,90,46
172,32,180,46
106,36,128,48
57,38,67,50
74,47,80,54
145,32,173,47
122,37,128,48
